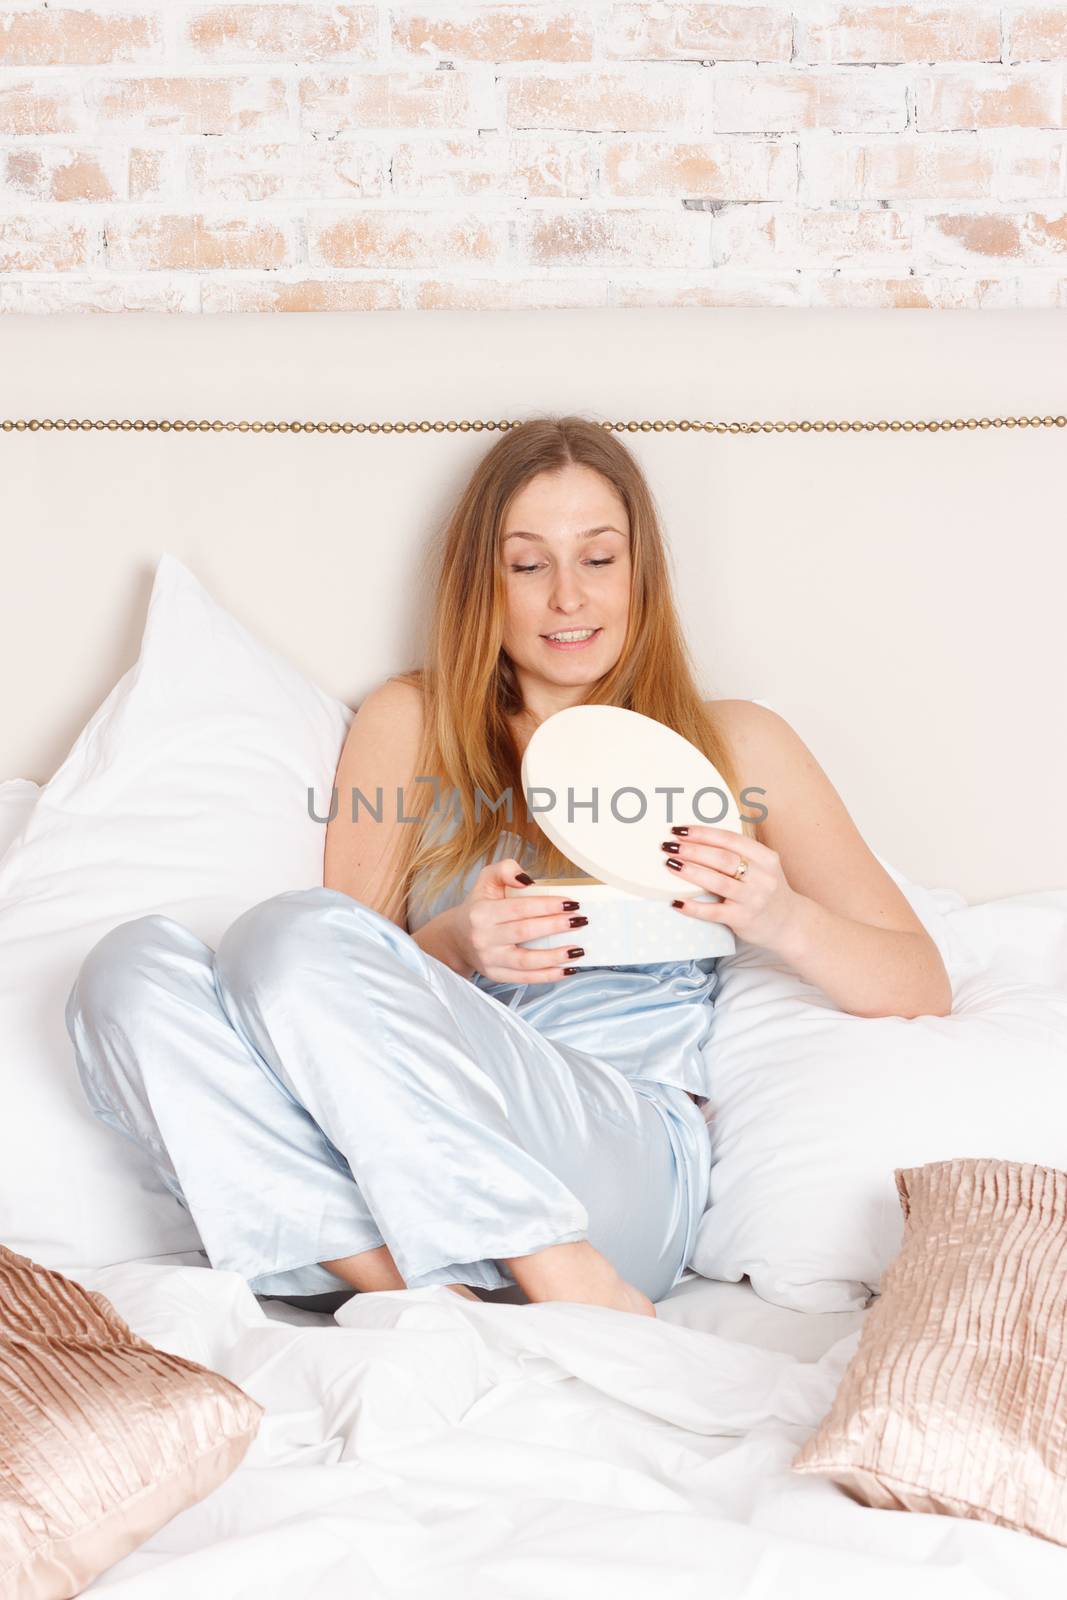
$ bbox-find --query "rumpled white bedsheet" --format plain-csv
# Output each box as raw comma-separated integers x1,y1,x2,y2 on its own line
71,1259,1067,1600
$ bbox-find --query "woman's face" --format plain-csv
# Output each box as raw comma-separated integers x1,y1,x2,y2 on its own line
499,464,632,721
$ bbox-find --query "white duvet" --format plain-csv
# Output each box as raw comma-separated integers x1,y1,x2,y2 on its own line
62,884,1067,1598
72,1257,1067,1599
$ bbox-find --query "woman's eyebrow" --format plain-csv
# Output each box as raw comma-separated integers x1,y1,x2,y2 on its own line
502,526,626,543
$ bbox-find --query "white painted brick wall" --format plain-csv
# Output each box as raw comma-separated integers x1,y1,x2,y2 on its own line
0,3,1065,311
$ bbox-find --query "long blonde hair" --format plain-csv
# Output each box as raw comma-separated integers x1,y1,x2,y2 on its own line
379,414,754,928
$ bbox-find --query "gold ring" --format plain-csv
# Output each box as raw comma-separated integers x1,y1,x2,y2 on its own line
732,855,748,880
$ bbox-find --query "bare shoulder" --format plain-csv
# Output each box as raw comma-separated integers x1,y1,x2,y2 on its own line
349,675,425,745
701,697,810,847
359,675,425,726
333,677,426,790
701,697,785,787
702,697,780,754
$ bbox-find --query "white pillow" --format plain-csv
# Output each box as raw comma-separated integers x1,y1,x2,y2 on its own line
0,778,38,862
691,869,1067,1312
0,554,352,1275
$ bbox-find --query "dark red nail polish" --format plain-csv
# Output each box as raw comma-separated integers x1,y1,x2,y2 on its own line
671,826,689,836
562,900,580,911
671,899,685,908
515,871,534,885
661,840,680,854
566,946,584,959
569,915,588,927
563,966,579,975
665,858,682,871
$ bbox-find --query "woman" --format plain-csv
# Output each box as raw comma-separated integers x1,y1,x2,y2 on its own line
65,416,951,1321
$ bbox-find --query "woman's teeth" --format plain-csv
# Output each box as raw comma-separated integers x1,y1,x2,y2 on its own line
543,627,599,646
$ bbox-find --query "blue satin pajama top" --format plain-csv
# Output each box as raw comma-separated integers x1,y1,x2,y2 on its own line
406,823,720,1105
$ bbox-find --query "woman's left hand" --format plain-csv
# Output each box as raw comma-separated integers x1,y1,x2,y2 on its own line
662,825,803,955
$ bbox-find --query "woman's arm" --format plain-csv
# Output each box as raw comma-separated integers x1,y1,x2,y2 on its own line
322,680,477,976
686,701,953,1020
323,679,425,928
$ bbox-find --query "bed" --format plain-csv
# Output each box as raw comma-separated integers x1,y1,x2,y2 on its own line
2,307,1066,1597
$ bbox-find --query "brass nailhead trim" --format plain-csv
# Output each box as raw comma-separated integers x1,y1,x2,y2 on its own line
1,416,1065,434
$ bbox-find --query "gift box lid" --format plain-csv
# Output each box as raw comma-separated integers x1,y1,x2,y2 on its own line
520,704,744,901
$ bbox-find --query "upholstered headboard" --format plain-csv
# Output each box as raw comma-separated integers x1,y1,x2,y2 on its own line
1,308,1063,904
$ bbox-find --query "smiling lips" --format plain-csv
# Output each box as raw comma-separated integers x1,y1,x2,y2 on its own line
541,627,602,651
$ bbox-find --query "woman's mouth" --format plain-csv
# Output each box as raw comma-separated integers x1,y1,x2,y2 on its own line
540,627,602,652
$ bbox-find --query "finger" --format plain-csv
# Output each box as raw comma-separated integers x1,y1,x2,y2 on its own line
485,895,585,922
669,839,755,876
670,895,726,920
671,825,771,864
485,962,575,987
665,857,750,897
506,939,587,970
485,859,551,893
477,936,585,977
488,909,589,943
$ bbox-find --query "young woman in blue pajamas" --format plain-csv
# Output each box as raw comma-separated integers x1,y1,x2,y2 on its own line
65,416,952,1319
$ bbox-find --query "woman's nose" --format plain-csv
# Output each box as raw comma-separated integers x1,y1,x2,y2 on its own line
548,572,586,608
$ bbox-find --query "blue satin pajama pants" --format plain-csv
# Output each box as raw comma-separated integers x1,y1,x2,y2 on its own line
63,888,711,1304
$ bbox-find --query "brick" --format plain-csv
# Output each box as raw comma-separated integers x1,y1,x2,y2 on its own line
91,75,289,135
603,4,791,62
808,274,1020,306
798,6,1001,64
0,77,83,134
184,5,377,63
0,8,161,66
390,134,596,197
612,273,806,305
104,212,295,269
1005,273,1067,304
187,140,385,200
0,214,96,271
393,7,592,63
1,145,123,202
5,275,201,310
924,207,1067,266
914,67,1062,130
308,209,506,267
300,69,491,132
201,276,401,309
515,208,709,267
602,136,796,198
1007,10,1067,62
994,134,1067,199
129,146,171,200
711,203,913,268
800,136,998,202
712,67,906,132
414,275,606,307
507,68,704,134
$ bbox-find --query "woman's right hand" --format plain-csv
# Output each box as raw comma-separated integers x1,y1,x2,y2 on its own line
454,859,589,985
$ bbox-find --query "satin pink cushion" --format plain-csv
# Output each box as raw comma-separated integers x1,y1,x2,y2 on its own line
791,1158,1067,1546
0,1244,263,1599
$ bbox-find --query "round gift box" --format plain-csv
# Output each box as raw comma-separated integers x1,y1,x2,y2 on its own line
504,704,745,968
503,877,735,966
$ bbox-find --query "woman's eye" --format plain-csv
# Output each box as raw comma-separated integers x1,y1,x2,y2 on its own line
508,558,616,574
